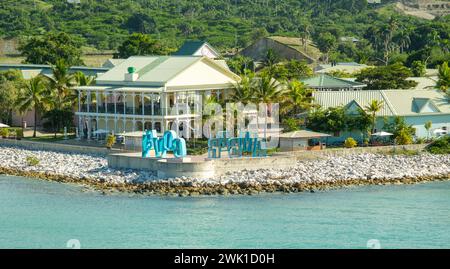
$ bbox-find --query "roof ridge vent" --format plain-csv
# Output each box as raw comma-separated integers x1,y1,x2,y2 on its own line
124,66,139,81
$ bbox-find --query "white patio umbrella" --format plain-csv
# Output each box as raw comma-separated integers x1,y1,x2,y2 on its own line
371,131,393,137
0,123,10,128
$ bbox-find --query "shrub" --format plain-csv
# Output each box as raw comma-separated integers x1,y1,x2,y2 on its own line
344,137,357,148
15,128,23,139
415,137,426,144
26,156,40,166
395,129,413,145
0,128,9,138
282,118,300,132
105,134,116,149
426,136,450,154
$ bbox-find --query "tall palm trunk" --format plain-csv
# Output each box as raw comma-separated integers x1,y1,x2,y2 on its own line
33,106,37,138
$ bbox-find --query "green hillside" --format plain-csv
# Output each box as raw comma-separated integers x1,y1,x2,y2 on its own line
0,0,449,66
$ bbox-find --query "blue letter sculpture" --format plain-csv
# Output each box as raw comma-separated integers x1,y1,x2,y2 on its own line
208,131,267,159
142,130,187,158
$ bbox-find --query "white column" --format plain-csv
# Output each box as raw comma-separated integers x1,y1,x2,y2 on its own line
132,93,136,116
151,94,154,115
114,93,117,114
96,90,99,113
87,117,91,140
78,90,81,113
87,91,91,113
123,93,127,114
141,93,144,116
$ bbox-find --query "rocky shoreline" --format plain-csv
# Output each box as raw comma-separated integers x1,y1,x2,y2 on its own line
0,145,449,196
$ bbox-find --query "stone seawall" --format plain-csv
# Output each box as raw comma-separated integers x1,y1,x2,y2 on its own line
0,138,121,156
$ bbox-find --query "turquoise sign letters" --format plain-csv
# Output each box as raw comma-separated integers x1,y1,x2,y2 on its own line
142,130,187,158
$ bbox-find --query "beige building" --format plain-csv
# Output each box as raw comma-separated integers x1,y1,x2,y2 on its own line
75,56,240,139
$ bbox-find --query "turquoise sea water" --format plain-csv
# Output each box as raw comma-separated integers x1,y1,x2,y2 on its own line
0,175,449,249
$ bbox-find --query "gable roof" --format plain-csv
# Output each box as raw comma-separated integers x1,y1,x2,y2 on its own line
313,89,450,117
173,41,219,57
95,56,240,87
301,74,366,89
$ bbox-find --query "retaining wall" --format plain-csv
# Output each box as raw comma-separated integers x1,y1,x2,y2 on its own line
0,138,121,156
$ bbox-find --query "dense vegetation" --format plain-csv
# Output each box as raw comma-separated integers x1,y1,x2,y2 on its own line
426,136,450,154
1,0,449,67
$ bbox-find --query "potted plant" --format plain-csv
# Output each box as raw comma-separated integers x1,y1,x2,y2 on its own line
106,134,116,149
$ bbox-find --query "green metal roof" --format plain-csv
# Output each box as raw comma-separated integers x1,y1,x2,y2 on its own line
301,74,366,89
173,41,216,56
313,89,450,117
96,56,201,86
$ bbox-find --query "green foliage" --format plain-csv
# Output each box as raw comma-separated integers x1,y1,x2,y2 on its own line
364,99,384,134
307,105,372,137
0,70,25,124
395,128,413,145
0,0,448,64
115,33,170,59
0,128,9,138
106,134,116,149
384,116,415,145
226,55,255,75
26,156,40,166
316,32,337,62
344,137,357,148
19,32,83,65
16,75,47,138
280,80,314,118
15,128,23,139
411,60,426,77
437,62,450,91
307,106,346,135
356,63,417,90
426,136,450,154
282,118,301,132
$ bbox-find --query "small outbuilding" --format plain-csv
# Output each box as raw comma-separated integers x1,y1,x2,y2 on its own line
279,130,331,151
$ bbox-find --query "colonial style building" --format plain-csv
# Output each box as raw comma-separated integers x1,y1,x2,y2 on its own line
75,56,240,139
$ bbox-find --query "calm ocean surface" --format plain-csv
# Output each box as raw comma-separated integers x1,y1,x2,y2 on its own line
0,175,449,249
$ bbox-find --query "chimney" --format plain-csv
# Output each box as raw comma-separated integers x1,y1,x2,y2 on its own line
124,66,139,81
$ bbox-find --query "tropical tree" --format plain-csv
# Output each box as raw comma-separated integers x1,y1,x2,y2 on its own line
356,63,417,90
19,32,83,66
253,72,284,139
45,59,76,111
316,32,337,63
424,121,432,140
115,33,170,59
16,76,46,137
437,62,450,91
44,59,77,137
280,80,314,118
230,71,255,104
74,71,95,87
411,60,426,77
0,70,24,125
384,116,415,145
364,100,384,134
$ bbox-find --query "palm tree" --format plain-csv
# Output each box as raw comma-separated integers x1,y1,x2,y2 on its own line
280,80,315,118
364,100,384,134
74,71,95,87
253,72,284,139
45,59,76,111
16,76,46,138
230,71,255,104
